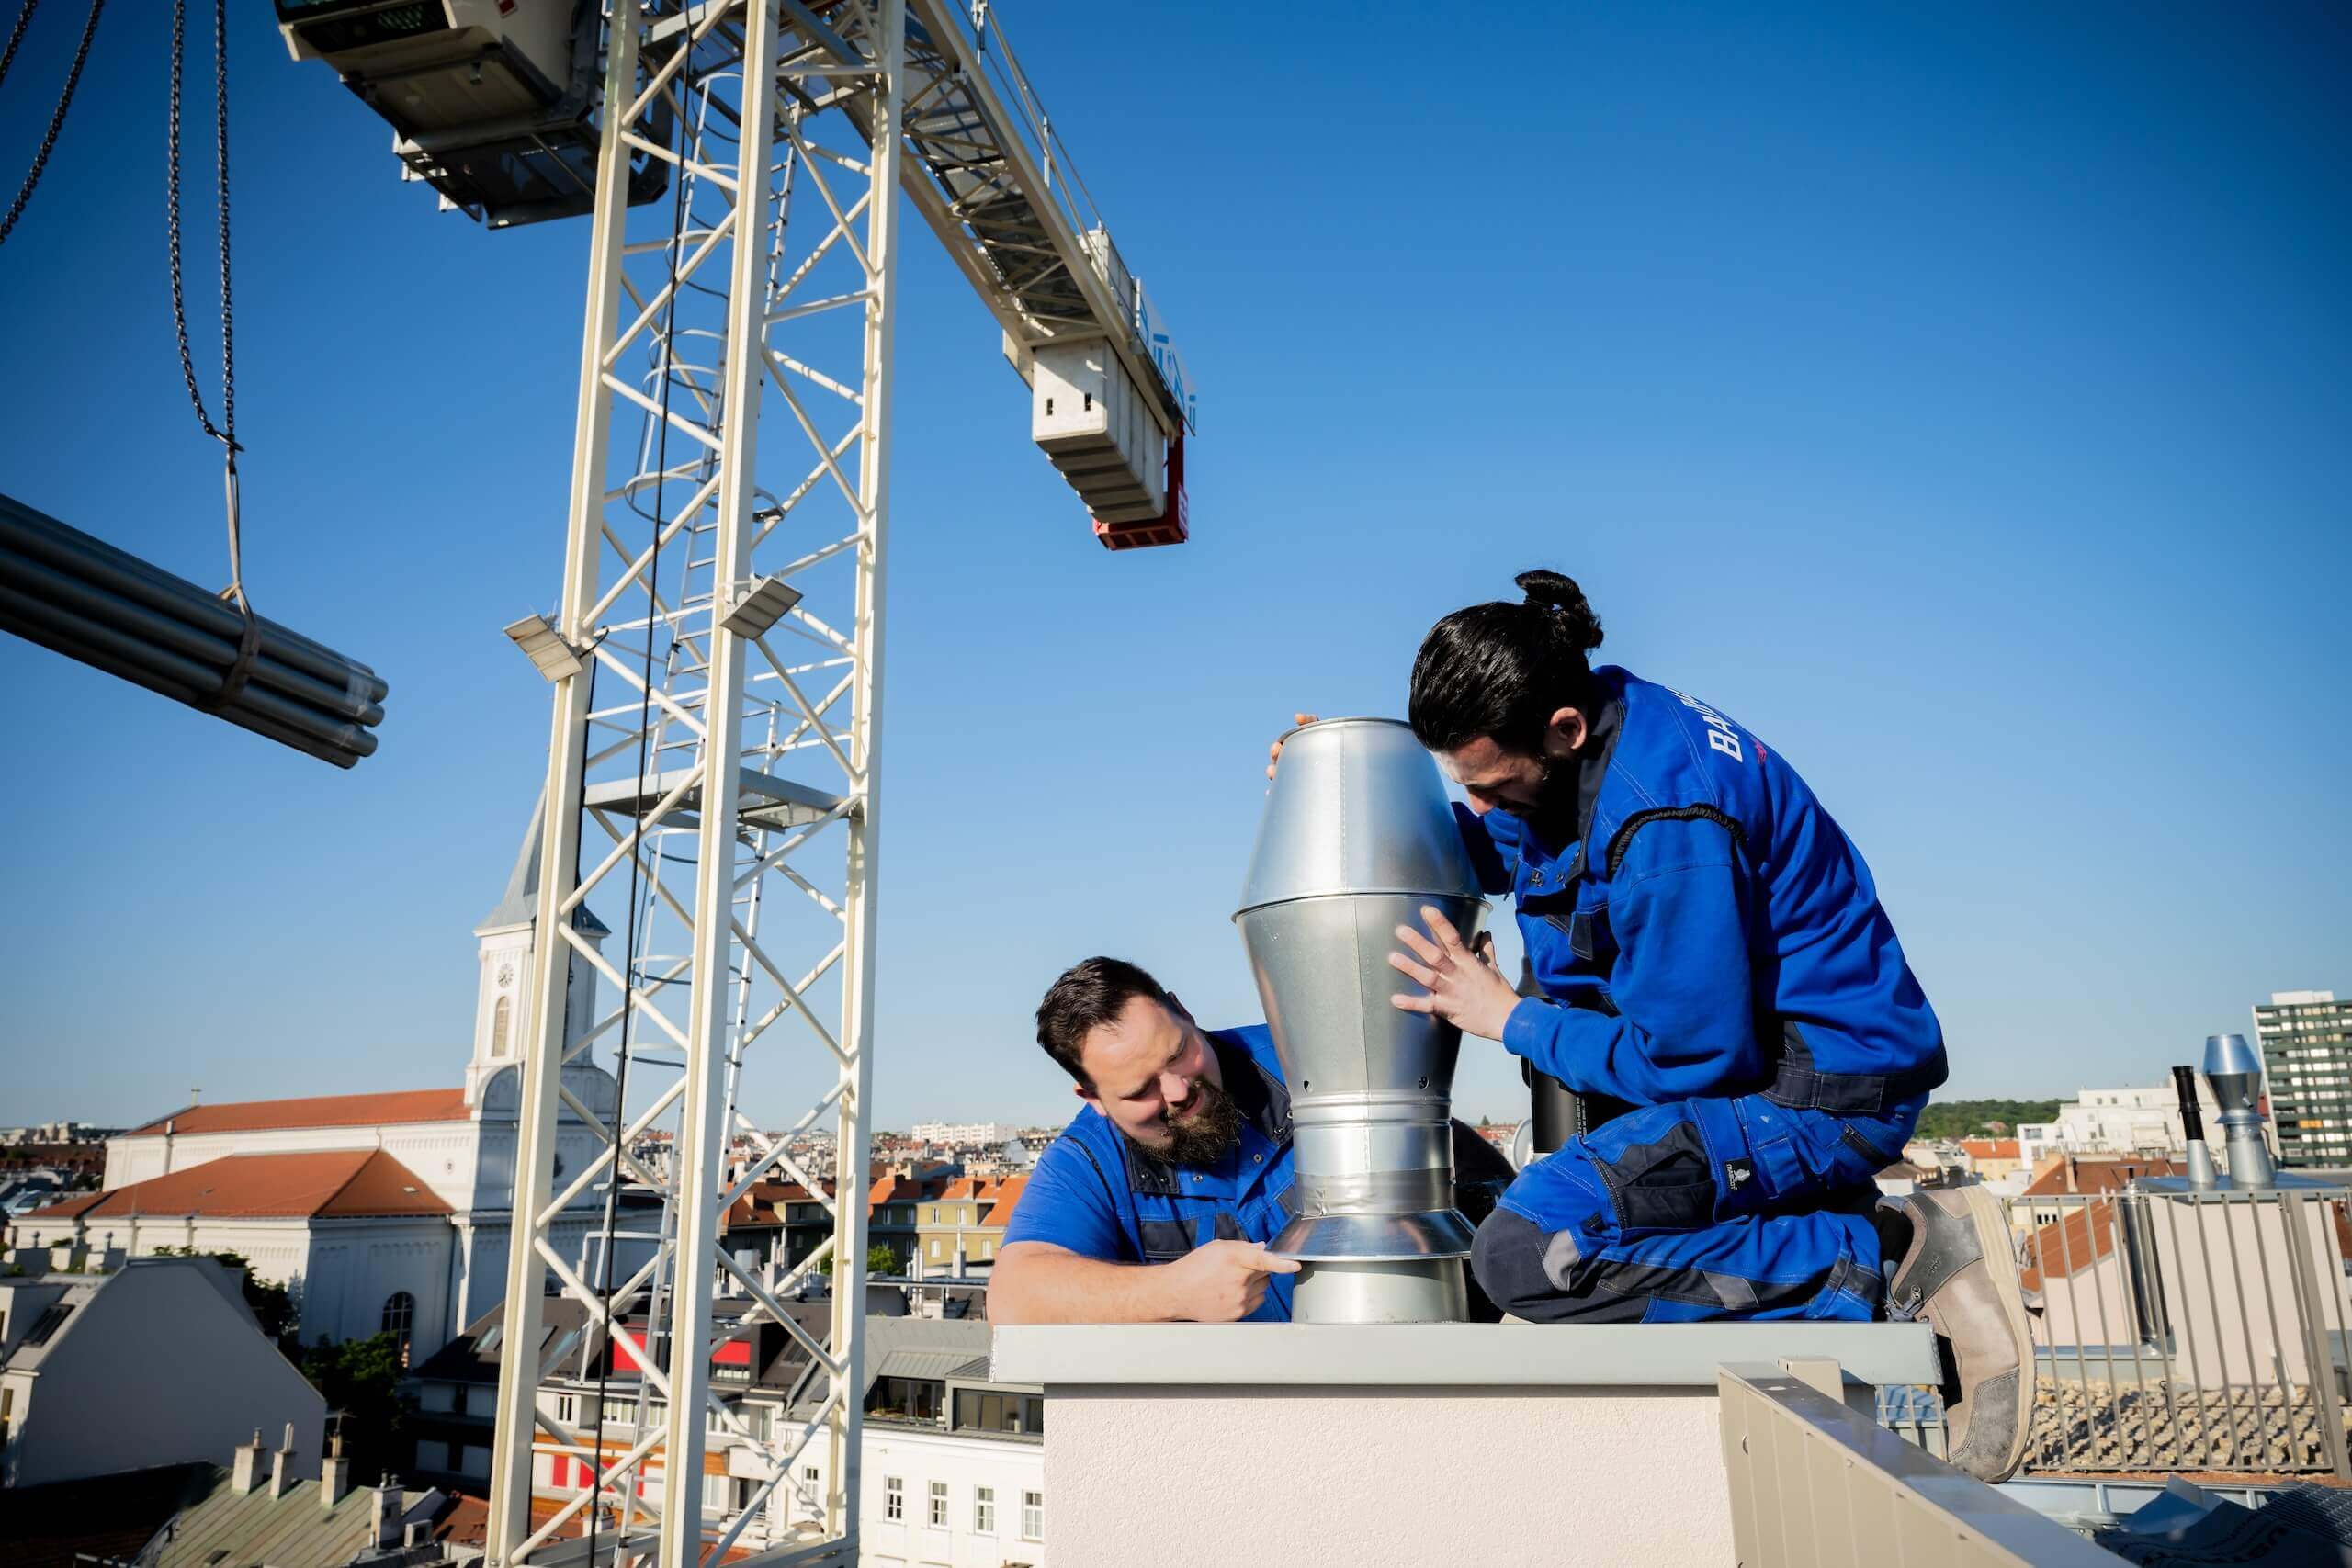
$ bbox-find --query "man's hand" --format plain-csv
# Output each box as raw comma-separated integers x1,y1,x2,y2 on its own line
1390,904,1519,1042
1163,1239,1301,1322
1266,713,1319,781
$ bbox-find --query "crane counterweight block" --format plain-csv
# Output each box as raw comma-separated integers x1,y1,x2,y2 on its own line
0,492,390,767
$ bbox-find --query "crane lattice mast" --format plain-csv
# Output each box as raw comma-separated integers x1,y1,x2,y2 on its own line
448,1,1194,1562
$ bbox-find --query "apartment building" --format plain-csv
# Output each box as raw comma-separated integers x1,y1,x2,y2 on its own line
2256,989,2352,1168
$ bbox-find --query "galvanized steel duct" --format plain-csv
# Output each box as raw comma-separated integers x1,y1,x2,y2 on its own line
1237,716,1487,1323
0,491,388,766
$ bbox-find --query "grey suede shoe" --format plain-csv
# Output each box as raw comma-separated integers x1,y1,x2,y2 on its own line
1886,1185,2036,1483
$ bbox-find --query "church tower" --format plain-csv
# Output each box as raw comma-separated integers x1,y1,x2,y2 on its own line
467,792,611,1108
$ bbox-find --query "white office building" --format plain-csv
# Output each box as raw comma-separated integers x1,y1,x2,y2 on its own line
910,1122,1019,1148
2016,1079,2222,1168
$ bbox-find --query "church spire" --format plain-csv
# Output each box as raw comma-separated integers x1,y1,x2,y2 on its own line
468,790,608,1108
476,789,611,938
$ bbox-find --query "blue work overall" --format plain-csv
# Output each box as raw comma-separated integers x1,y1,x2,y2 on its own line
1004,1028,1303,1322
1461,669,1947,1323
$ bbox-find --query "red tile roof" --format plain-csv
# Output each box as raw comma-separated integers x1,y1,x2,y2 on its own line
125,1089,469,1137
2020,1201,2120,1292
2022,1155,2182,1198
1959,1138,2020,1159
21,1150,450,1221
19,1190,106,1220
980,1175,1029,1227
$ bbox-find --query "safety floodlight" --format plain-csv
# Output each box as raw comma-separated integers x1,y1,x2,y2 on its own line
503,613,585,682
720,575,804,640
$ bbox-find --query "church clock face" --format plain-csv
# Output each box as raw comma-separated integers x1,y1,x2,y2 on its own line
497,964,514,987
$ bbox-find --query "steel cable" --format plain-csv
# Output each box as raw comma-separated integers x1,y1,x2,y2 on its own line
0,0,102,249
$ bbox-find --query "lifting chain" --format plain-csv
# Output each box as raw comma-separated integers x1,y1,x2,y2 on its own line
167,0,259,709
0,0,105,250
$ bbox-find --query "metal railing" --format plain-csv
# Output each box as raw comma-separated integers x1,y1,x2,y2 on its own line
1724,1362,2118,1568
1876,1183,2352,1478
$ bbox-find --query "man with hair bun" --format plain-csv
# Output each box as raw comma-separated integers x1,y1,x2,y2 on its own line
1272,570,2033,1482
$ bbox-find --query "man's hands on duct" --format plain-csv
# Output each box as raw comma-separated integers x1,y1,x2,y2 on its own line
1166,1239,1301,1321
1390,905,1517,1042
1266,713,1318,780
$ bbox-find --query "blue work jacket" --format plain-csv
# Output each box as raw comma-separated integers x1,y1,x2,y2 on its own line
1463,667,1948,1114
1001,1026,1300,1322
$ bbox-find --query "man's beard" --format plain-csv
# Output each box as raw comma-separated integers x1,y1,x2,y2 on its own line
1528,752,1582,831
1149,1077,1243,1168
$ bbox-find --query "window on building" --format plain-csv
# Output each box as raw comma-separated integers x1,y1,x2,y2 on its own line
381,1292,416,1365
974,1485,995,1533
23,1304,73,1346
885,1476,904,1521
928,1481,947,1527
954,1389,1045,1435
492,995,513,1056
1022,1491,1043,1540
867,1376,943,1422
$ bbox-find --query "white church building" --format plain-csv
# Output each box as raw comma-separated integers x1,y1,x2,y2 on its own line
11,805,626,1362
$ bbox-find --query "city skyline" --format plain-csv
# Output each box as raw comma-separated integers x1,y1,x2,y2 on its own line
5,1,2348,1132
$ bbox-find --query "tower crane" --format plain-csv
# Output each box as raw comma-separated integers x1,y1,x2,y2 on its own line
272,2,1195,1563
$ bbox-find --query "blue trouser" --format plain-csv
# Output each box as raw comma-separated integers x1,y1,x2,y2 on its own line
1471,1091,1927,1324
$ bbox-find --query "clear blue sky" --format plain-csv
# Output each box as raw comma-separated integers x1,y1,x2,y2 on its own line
2,2,2345,1133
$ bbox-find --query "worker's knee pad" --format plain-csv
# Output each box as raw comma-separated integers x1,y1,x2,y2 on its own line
1472,1209,1578,1313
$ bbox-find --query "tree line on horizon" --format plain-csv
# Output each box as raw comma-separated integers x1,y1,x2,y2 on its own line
1913,1100,2064,1142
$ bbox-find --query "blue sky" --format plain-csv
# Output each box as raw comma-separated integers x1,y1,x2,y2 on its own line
2,2,2345,1133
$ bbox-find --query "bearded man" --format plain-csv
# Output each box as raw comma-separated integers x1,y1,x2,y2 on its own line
990,956,1513,1324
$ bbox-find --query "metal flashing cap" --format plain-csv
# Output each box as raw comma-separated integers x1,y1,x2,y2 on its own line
1237,718,1483,915
2203,1032,2265,1111
2203,1032,2263,1080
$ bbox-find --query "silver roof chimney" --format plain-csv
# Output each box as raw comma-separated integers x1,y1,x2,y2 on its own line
1238,717,1486,1323
2204,1032,2276,1190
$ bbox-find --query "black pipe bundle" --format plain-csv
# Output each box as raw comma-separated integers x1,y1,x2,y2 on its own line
0,491,388,767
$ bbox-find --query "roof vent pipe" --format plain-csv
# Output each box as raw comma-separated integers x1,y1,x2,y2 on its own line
2173,1065,2220,1190
2204,1033,2276,1190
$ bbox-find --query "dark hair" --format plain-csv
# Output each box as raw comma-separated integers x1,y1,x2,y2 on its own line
1035,957,1169,1087
1408,570,1605,755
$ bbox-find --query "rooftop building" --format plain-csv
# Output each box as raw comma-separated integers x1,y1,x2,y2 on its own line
2016,1080,2226,1168
410,1301,1039,1563
916,1176,1029,1276
0,1256,327,1491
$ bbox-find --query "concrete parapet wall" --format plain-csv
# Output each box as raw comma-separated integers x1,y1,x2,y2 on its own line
995,1322,1937,1568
